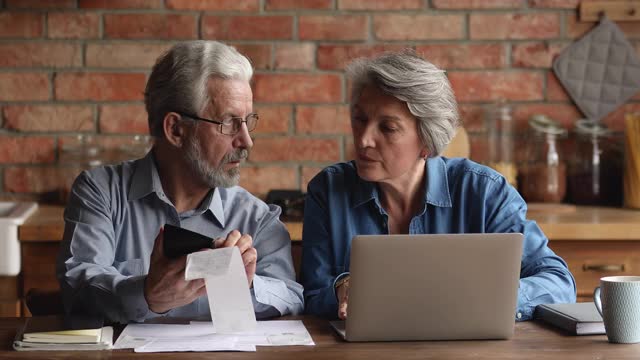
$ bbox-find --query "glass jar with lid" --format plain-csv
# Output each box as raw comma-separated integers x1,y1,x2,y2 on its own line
518,115,568,203
485,103,517,187
567,119,623,206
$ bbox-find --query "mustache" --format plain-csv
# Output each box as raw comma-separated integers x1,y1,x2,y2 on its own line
223,148,249,163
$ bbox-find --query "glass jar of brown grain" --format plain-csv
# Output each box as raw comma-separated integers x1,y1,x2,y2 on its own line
518,115,568,203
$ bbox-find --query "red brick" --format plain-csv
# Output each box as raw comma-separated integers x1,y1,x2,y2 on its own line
202,16,293,40
567,14,640,39
468,135,489,163
433,0,521,8
233,44,272,70
4,166,81,194
458,104,486,132
79,0,163,8
512,42,568,68
55,73,146,101
265,0,332,10
513,103,582,130
296,105,351,134
470,13,560,39
0,42,81,67
166,0,258,11
373,15,464,40
254,74,342,103
0,73,49,101
105,14,197,39
344,136,355,160
6,0,75,8
274,43,315,70
528,0,579,8
239,166,297,198
448,71,544,102
301,166,324,191
48,12,99,39
99,105,148,134
317,44,406,70
0,12,43,38
299,15,367,41
566,14,594,39
86,43,171,68
250,137,340,162
546,72,570,101
603,103,640,132
253,106,291,134
3,105,93,132
416,44,505,69
0,136,55,164
338,0,422,10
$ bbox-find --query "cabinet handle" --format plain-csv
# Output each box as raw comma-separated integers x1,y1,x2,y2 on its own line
582,264,625,272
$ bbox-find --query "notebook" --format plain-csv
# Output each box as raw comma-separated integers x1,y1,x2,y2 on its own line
330,233,524,342
535,302,605,335
13,315,113,351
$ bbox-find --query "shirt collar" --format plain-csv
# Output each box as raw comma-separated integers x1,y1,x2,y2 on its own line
129,151,159,201
425,156,452,208
351,157,452,209
128,151,227,225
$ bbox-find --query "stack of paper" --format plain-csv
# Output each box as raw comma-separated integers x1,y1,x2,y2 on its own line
13,315,113,351
113,320,315,352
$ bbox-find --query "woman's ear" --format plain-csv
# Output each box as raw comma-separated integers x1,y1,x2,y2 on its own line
163,112,185,148
420,147,429,159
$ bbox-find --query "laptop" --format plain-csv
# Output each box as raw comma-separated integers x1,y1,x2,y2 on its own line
330,233,524,342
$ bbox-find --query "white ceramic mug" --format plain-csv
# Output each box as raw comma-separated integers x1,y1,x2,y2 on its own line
593,276,640,344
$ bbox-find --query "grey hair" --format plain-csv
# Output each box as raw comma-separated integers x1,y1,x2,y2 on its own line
144,41,253,138
345,50,460,157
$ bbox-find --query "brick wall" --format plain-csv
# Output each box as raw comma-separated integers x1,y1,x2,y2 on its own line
0,0,637,201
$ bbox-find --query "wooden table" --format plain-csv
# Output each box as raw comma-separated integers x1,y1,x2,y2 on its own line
8,205,640,317
0,316,638,359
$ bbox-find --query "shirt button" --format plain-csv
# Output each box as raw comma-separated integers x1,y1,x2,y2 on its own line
516,312,522,319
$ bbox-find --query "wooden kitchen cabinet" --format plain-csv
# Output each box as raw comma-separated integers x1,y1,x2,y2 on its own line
550,241,640,302
5,205,640,317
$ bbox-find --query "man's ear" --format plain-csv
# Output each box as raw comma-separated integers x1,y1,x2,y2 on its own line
163,112,185,148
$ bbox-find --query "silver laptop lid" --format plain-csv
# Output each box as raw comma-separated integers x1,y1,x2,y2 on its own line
345,233,523,342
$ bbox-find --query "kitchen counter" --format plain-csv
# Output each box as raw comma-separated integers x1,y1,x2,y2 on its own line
18,204,640,242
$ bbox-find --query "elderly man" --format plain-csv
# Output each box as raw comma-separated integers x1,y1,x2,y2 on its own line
57,41,304,324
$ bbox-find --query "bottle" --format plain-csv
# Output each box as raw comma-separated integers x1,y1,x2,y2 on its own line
518,115,567,203
568,119,623,206
485,103,517,187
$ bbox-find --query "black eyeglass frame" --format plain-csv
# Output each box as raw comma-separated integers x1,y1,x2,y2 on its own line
174,111,259,135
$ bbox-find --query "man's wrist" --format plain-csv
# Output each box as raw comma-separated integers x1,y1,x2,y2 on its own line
334,275,350,289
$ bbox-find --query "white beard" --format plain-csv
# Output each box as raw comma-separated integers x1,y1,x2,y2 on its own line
185,136,248,189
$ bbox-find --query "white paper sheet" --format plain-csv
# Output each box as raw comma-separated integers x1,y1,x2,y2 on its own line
185,247,257,333
192,320,315,346
113,321,314,352
114,323,250,352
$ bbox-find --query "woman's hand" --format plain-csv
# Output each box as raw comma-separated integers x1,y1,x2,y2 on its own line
336,276,350,319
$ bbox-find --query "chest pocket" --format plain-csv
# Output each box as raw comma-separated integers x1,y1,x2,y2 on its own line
113,258,144,276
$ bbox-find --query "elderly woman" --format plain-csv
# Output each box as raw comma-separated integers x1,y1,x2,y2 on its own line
301,51,576,321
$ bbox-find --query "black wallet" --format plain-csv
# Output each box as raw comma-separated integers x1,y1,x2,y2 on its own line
163,224,213,259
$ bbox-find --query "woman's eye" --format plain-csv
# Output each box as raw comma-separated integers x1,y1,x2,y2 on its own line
381,126,397,133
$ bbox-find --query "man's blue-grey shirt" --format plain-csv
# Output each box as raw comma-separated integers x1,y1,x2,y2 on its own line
57,152,304,324
301,157,576,320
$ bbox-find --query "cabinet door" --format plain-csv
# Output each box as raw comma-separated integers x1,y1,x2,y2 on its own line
0,276,20,316
550,241,640,302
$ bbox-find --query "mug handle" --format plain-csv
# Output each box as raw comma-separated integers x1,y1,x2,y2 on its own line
593,286,604,317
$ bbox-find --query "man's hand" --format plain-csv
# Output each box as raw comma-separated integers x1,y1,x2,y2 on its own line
336,276,350,320
214,230,257,287
144,227,206,314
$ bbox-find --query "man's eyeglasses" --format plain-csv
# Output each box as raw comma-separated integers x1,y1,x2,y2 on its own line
175,111,259,135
